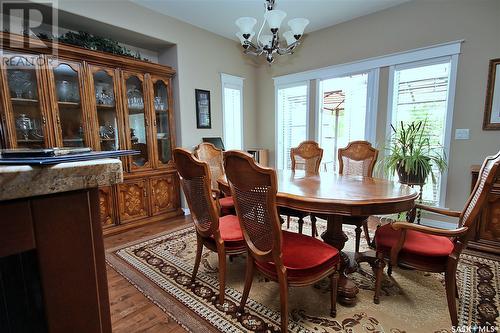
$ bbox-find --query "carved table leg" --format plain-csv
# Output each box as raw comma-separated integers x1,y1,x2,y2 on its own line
321,215,359,306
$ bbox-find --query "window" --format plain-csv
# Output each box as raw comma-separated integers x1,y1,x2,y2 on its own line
221,73,244,150
276,82,309,169
388,57,457,206
318,72,372,172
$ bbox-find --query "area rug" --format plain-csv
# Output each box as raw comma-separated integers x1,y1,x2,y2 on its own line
106,219,500,333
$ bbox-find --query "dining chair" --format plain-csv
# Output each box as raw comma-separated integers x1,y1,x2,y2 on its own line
282,140,323,236
338,140,379,252
173,148,246,304
371,150,500,326
224,150,340,332
194,142,234,216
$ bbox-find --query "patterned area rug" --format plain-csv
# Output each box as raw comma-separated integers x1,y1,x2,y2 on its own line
106,219,500,333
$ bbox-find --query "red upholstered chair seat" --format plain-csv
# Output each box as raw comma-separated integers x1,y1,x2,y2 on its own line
219,196,235,216
256,230,340,280
375,223,454,266
216,214,245,250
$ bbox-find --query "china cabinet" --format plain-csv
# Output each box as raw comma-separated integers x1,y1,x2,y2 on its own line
0,32,183,235
468,165,500,254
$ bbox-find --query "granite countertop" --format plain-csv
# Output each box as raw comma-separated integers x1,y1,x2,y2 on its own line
0,158,123,201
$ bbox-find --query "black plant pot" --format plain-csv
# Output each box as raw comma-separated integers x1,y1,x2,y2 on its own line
397,162,429,186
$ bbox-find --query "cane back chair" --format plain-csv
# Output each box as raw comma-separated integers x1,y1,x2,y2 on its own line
372,150,500,326
338,141,379,252
282,140,324,237
173,148,246,304
194,142,235,216
224,150,340,332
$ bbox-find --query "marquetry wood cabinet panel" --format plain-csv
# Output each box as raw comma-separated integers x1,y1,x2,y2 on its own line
150,173,180,216
468,165,500,254
98,186,115,229
0,32,183,235
118,180,150,223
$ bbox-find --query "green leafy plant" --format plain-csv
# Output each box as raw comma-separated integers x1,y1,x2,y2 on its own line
56,31,146,61
380,120,447,185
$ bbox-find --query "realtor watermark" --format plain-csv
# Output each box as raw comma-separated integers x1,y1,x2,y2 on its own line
452,325,498,333
1,0,58,57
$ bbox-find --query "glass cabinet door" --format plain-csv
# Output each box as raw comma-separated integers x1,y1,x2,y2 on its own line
124,73,152,170
3,54,48,148
51,61,86,147
91,68,121,151
151,78,173,168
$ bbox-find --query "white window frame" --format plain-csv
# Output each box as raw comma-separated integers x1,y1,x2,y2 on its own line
386,55,459,207
275,80,310,170
221,73,244,150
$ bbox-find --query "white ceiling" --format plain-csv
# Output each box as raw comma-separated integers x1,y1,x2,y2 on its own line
132,0,411,41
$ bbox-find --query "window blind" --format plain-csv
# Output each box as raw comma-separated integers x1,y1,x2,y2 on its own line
276,84,308,169
223,86,242,150
391,61,451,206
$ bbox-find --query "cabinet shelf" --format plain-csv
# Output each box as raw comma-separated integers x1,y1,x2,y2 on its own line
96,104,115,109
63,138,84,142
11,98,39,105
17,139,44,143
58,101,81,108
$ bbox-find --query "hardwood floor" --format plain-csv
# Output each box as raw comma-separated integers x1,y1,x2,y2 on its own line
104,216,191,333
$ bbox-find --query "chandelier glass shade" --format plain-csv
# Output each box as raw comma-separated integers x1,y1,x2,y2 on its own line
235,0,309,64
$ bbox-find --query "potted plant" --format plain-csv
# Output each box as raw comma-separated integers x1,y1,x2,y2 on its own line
381,120,447,186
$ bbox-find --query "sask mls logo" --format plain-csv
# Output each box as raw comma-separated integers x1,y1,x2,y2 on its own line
1,1,58,53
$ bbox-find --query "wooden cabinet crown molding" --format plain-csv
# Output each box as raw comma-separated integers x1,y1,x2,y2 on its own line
0,32,176,77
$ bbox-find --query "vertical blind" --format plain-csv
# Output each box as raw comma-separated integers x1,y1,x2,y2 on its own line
391,60,451,206
276,84,308,169
223,86,243,150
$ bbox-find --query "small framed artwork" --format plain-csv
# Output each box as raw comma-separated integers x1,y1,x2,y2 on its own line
483,58,500,130
195,89,211,129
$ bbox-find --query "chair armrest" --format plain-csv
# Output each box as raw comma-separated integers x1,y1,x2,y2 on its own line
414,204,461,218
391,221,468,237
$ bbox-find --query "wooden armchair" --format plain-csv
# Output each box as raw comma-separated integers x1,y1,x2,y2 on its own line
372,150,500,326
338,140,378,252
282,140,323,236
173,148,246,304
194,142,234,216
224,150,340,332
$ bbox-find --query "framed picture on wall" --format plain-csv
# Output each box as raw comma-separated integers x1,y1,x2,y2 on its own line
195,89,211,129
483,58,500,130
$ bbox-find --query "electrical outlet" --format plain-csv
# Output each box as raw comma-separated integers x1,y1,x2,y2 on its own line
455,128,470,140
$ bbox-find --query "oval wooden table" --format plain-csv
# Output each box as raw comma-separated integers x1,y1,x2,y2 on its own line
219,169,418,305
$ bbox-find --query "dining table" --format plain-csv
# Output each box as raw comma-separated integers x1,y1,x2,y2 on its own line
218,169,419,305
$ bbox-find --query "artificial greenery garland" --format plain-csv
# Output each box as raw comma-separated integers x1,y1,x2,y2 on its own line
8,29,149,61
56,31,147,61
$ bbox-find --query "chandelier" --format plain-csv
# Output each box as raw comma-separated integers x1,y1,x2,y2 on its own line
235,0,309,64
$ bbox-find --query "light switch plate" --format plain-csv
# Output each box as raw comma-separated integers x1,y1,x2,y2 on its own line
455,128,470,140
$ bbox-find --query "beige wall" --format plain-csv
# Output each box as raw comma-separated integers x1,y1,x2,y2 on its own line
255,0,500,211
56,0,259,150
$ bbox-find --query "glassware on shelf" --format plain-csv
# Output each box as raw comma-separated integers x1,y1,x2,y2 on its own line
130,128,139,144
154,96,167,110
30,118,44,140
16,114,33,140
95,82,114,106
99,124,115,139
8,71,33,99
127,85,144,109
56,80,74,102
